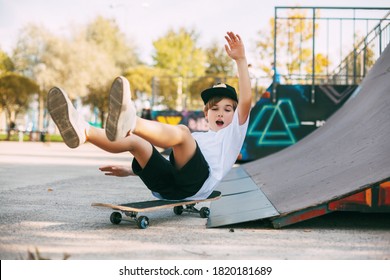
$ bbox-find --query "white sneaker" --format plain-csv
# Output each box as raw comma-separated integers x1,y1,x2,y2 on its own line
105,76,136,141
47,87,89,148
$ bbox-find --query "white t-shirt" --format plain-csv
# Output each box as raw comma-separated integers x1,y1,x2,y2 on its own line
186,108,249,200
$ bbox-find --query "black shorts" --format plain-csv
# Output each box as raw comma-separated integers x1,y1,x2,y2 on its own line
132,143,209,200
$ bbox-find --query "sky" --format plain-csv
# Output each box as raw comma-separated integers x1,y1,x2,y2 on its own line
0,0,389,65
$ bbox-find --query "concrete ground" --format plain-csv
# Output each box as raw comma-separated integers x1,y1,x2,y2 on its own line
0,141,389,260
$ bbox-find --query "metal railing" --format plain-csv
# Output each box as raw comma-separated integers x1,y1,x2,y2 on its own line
273,7,390,102
329,11,390,84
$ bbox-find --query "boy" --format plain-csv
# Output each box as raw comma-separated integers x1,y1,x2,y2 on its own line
47,31,252,200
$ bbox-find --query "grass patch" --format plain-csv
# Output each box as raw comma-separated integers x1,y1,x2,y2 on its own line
0,133,64,143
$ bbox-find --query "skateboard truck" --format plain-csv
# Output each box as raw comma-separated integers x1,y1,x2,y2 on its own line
173,204,210,218
110,211,149,229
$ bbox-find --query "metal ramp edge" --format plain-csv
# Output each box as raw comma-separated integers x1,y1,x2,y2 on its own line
207,166,279,228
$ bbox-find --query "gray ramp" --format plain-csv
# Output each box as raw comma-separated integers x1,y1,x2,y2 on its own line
208,43,390,227
207,166,279,228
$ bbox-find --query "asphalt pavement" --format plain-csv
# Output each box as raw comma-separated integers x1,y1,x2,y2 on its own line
0,141,389,260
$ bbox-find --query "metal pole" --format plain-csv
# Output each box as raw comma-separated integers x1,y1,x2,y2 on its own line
151,76,156,108
272,7,278,103
353,9,357,84
326,19,329,77
176,77,183,111
311,8,316,103
379,24,382,54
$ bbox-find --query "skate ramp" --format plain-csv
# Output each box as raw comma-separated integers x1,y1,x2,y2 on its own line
208,43,390,228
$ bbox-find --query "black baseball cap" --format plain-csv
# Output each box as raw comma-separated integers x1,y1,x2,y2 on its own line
201,83,238,105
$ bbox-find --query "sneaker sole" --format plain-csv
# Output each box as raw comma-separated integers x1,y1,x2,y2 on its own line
47,87,80,148
106,77,124,141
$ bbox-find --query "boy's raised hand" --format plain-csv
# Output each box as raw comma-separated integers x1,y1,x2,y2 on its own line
224,31,245,61
224,31,251,125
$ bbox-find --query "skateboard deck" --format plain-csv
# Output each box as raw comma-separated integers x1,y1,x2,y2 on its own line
92,191,221,229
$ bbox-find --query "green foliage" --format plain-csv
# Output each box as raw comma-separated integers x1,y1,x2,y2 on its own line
84,82,110,128
0,50,14,75
188,42,236,108
12,18,139,99
153,27,206,78
79,17,142,125
0,73,38,140
124,66,178,108
124,65,160,95
151,28,208,109
0,73,38,116
205,41,234,76
11,24,50,76
9,17,140,127
85,16,139,72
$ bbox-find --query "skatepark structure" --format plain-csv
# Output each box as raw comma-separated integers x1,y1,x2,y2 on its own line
207,41,390,228
208,7,390,228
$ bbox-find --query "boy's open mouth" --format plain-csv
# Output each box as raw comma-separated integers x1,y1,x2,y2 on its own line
216,120,224,127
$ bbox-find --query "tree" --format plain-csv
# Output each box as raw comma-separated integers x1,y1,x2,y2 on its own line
0,73,38,139
17,20,126,99
124,66,179,110
189,42,237,108
153,28,206,77
11,24,76,132
85,16,139,72
152,28,206,109
83,82,110,128
11,18,140,129
80,16,140,126
124,65,157,97
0,50,14,127
0,50,14,75
205,41,234,76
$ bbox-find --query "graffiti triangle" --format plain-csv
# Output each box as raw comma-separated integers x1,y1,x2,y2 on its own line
248,99,299,146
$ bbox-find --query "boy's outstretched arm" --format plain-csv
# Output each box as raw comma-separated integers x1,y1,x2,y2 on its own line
224,31,252,125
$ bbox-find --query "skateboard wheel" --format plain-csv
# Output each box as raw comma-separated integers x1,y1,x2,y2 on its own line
200,207,210,218
173,206,183,215
110,212,122,224
137,216,149,229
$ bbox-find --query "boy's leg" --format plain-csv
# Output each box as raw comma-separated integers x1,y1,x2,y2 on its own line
105,77,197,169
48,86,153,168
134,119,197,169
88,127,153,168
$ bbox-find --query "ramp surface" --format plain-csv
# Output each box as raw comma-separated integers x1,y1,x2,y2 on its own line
208,44,390,227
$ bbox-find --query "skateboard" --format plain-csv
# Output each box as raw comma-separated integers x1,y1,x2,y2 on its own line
91,191,221,229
